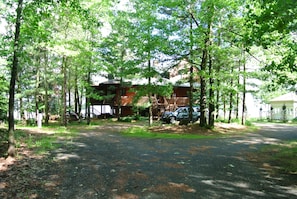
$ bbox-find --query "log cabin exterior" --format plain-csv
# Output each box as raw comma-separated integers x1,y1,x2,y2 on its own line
90,79,195,117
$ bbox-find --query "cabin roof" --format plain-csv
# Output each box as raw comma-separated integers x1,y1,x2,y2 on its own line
270,92,297,103
97,78,199,88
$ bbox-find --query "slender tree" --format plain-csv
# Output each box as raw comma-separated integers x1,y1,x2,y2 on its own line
8,0,23,157
128,0,172,126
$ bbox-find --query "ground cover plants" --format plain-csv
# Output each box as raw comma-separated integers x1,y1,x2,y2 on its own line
255,141,297,175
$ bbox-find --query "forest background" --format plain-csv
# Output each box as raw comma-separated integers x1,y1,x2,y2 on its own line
0,0,296,157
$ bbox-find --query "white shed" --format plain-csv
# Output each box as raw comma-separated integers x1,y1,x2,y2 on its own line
270,92,297,120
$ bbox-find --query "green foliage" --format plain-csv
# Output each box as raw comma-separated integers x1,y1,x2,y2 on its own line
119,117,133,123
122,126,215,139
246,0,297,90
0,128,8,157
118,115,144,122
291,117,297,124
247,0,297,37
1,0,295,129
0,73,8,120
245,120,252,126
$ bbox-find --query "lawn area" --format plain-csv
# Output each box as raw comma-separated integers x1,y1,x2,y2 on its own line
254,141,297,175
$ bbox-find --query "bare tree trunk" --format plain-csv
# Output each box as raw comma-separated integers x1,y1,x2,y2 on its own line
215,32,222,120
199,47,208,127
44,51,49,125
68,66,71,111
236,63,241,120
223,96,226,121
241,50,246,125
17,80,25,123
61,56,67,126
78,87,83,120
86,71,91,125
189,17,194,124
8,0,23,157
148,59,153,126
35,55,40,122
117,77,123,121
208,20,214,127
208,53,215,127
228,67,234,123
199,25,212,127
215,82,220,119
74,66,79,114
189,65,193,123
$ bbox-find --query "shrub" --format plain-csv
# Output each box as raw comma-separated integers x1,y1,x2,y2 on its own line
245,120,252,126
291,117,297,123
119,117,133,122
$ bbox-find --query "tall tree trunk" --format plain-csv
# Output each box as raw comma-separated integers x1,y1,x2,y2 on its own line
74,66,79,114
199,47,208,127
74,86,78,113
200,4,214,127
189,17,194,124
68,66,71,111
208,53,215,127
241,50,246,125
236,62,241,120
8,0,23,157
44,51,49,125
199,23,212,127
147,29,153,126
228,66,234,123
208,19,214,127
79,89,82,117
148,59,153,126
86,71,91,125
17,80,24,122
117,51,125,121
35,55,40,122
189,65,193,123
74,83,80,121
223,96,226,121
117,77,123,121
215,78,220,119
61,56,67,126
215,32,222,120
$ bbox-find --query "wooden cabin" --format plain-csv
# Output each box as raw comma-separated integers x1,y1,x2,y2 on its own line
89,79,195,117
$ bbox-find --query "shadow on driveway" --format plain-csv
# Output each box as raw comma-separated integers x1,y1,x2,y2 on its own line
1,123,297,198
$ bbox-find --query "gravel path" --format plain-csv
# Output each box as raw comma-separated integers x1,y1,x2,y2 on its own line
3,123,297,199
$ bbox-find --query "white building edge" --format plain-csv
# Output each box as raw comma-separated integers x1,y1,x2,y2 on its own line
269,92,297,121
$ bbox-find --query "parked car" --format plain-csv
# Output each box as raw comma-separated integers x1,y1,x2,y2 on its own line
66,111,79,121
161,106,200,124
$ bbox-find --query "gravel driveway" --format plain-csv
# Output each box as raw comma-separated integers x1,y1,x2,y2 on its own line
3,123,297,199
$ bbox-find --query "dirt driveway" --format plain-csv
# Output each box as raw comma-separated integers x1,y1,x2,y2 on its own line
1,123,297,198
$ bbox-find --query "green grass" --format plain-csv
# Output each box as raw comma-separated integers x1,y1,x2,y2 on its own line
25,134,59,154
12,123,81,155
261,141,297,174
122,126,217,139
14,129,62,155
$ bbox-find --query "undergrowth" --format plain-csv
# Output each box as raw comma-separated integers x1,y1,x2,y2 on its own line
261,141,297,174
122,126,216,139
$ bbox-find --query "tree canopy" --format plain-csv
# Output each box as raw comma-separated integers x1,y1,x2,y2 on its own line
1,0,296,155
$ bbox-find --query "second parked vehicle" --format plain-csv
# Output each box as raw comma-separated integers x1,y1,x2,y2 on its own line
161,106,200,124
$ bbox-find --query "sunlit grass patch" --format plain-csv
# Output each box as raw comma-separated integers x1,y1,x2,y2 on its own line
14,129,61,155
122,126,216,139
26,135,59,155
261,141,297,174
